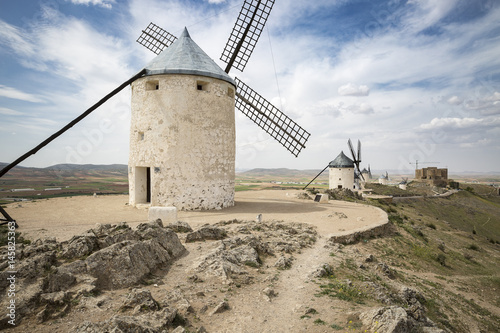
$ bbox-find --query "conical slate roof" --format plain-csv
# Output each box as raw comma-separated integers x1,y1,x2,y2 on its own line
145,28,235,86
329,151,354,168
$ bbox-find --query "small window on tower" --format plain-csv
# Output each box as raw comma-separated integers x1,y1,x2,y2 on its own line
139,132,145,141
227,87,234,98
146,80,159,91
197,81,208,91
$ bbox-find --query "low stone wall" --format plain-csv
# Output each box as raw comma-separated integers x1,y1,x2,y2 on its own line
328,222,394,245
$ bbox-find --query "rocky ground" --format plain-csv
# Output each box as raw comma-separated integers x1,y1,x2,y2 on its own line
1,189,498,332
2,218,445,332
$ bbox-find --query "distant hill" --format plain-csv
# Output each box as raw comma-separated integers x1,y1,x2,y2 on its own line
45,164,128,172
0,163,128,179
238,168,324,177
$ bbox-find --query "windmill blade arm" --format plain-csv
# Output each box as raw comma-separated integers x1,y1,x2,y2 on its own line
0,69,147,179
235,77,310,157
347,138,357,162
359,169,365,181
357,139,361,163
221,0,275,73
137,23,177,55
303,165,329,190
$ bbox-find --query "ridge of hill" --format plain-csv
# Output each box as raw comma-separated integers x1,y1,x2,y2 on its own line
0,162,128,172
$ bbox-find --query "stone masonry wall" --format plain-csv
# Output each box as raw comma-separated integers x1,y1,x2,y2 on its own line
129,74,235,210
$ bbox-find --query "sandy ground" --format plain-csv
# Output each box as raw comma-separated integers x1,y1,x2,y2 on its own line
7,190,387,242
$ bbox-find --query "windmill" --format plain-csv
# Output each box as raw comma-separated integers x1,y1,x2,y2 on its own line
0,0,311,221
130,0,310,209
303,138,363,190
347,138,365,183
136,1,310,158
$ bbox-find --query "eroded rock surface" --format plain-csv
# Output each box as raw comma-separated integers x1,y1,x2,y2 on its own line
0,221,186,329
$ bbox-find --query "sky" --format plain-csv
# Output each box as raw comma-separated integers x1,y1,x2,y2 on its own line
1,0,499,174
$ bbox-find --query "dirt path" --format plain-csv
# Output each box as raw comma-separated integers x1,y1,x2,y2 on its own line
202,237,332,333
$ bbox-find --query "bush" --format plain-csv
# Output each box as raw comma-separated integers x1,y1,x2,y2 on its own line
467,244,480,251
389,214,404,225
436,253,446,266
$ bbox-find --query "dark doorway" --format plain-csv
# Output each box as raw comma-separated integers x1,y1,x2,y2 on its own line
146,167,151,203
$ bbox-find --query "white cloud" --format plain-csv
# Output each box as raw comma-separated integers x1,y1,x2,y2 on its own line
338,83,370,96
0,85,44,103
464,91,500,115
0,20,35,57
419,117,498,130
0,107,24,116
405,0,459,33
447,95,462,105
65,0,116,9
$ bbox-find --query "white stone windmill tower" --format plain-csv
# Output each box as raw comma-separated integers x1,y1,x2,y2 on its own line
130,0,310,210
328,151,355,190
303,139,364,191
329,139,364,190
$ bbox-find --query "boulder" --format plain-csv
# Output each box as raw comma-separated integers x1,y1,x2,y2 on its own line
40,291,69,305
186,225,227,242
210,301,229,315
193,237,262,280
42,271,77,293
82,224,185,290
61,233,99,259
166,221,193,233
85,239,178,289
120,288,160,313
310,263,334,278
274,255,293,270
360,306,416,333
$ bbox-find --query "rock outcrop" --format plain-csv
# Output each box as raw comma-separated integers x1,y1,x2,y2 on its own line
0,221,186,329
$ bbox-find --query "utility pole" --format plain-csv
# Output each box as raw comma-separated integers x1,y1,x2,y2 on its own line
409,160,439,170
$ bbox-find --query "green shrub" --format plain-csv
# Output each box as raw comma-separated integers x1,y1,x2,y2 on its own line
436,253,446,266
467,244,480,251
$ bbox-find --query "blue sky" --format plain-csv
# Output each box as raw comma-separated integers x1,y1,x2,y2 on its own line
1,0,499,174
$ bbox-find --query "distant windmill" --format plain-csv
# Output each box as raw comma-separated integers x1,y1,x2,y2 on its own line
303,139,363,190
379,171,389,185
347,138,365,182
399,177,409,190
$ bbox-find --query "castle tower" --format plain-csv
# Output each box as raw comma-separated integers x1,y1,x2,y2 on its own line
328,151,355,190
128,28,236,210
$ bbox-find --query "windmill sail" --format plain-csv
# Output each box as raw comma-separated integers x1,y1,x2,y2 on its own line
348,138,365,181
357,139,361,162
235,78,310,157
137,22,177,55
220,0,275,73
137,18,311,157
